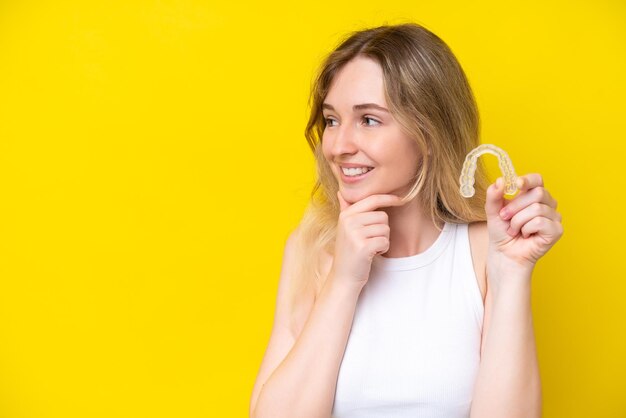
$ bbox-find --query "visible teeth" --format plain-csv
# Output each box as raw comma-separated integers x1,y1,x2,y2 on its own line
342,167,373,176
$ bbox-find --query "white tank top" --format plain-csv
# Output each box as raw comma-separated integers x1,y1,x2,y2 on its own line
331,221,484,418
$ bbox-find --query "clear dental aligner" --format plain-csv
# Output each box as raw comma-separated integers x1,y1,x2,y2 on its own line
459,144,518,198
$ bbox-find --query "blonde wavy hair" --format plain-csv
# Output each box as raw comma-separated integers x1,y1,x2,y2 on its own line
286,22,490,333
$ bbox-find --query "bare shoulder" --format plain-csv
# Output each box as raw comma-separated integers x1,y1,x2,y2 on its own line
468,221,488,303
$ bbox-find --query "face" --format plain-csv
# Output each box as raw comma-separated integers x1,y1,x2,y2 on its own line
321,56,421,205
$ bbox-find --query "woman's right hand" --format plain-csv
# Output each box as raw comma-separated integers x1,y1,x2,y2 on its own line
331,191,406,289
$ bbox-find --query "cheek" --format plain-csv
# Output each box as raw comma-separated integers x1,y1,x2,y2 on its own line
317,137,335,164
320,135,331,160
393,143,421,175
320,142,337,175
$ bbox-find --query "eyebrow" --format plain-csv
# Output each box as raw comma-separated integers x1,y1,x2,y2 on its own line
322,103,390,113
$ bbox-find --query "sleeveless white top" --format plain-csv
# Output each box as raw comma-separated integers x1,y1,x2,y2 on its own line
331,222,484,418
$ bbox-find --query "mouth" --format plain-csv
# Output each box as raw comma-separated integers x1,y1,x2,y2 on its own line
341,166,373,175
339,166,374,183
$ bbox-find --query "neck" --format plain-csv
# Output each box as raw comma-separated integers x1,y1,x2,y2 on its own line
381,197,444,258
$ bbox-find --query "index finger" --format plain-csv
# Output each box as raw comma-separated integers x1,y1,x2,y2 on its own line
337,191,350,211
516,173,544,192
340,193,405,215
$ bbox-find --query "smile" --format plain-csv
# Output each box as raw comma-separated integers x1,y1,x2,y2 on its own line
341,167,374,176
339,167,374,183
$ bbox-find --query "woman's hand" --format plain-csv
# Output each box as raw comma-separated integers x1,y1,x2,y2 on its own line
331,191,405,289
485,173,564,274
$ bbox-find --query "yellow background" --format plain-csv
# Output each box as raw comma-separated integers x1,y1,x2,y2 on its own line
0,1,624,417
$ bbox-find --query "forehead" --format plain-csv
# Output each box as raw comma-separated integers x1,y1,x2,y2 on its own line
324,56,386,107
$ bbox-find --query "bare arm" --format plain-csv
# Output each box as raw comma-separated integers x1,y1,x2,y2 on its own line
250,232,362,418
470,173,563,417
470,272,542,418
251,272,362,418
251,193,401,418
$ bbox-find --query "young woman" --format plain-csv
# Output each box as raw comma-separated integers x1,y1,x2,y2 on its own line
250,23,563,418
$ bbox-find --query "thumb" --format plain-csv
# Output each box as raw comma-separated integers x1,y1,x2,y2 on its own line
485,177,506,220
337,191,350,211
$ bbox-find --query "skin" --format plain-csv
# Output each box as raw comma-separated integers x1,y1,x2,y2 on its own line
471,173,562,417
321,54,563,270
321,55,443,258
487,175,562,271
250,54,563,418
321,54,564,417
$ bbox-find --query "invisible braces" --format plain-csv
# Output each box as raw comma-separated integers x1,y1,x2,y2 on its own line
459,144,518,198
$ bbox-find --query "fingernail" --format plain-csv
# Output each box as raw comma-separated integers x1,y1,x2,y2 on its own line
500,208,508,219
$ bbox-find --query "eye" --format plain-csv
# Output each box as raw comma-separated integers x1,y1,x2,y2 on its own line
324,117,337,127
363,116,380,126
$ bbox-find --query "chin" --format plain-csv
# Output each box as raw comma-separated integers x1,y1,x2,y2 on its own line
339,189,375,203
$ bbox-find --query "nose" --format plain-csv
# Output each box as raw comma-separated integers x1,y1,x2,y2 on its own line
329,121,359,157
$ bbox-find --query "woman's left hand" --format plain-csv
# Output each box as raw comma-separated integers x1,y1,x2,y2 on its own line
485,173,563,273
